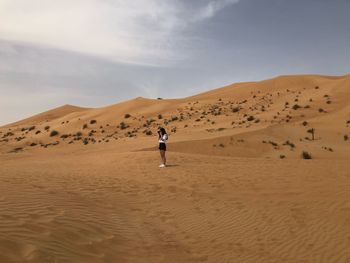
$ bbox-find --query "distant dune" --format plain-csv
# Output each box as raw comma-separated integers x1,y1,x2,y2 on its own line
1,74,350,263
1,73,350,159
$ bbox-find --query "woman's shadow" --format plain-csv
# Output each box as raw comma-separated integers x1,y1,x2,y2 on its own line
165,164,179,167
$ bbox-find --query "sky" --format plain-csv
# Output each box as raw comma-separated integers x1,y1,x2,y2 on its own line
1,0,350,125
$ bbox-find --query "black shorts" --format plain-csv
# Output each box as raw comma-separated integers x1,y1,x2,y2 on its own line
159,143,166,151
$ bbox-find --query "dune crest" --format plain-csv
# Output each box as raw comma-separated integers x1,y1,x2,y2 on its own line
1,73,350,159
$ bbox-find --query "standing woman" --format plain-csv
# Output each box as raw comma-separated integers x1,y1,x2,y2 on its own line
158,127,168,168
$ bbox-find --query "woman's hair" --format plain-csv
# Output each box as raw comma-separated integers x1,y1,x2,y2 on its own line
159,127,167,135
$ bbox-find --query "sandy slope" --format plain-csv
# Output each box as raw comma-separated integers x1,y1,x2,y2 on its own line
1,74,350,262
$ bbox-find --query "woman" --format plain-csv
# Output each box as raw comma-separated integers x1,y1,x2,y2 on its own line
158,127,168,168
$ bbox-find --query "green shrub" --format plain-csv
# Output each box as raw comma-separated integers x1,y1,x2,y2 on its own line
302,151,312,159
50,130,59,137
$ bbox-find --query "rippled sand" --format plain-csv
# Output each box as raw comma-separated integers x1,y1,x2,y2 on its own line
1,149,350,263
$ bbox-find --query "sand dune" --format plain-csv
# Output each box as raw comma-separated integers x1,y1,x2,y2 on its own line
1,74,350,262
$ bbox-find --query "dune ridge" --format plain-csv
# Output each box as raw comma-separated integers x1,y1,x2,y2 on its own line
1,74,350,159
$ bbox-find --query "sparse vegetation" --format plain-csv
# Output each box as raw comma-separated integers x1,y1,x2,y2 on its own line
302,151,312,159
269,141,278,147
283,140,295,148
50,130,59,137
292,104,301,110
145,130,152,136
90,120,97,124
247,116,255,121
124,113,131,119
119,122,128,130
307,128,315,140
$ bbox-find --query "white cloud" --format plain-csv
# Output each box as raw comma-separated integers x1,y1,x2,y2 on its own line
0,0,240,66
194,0,240,21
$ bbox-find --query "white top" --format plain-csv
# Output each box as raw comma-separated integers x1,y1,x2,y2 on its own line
159,134,168,143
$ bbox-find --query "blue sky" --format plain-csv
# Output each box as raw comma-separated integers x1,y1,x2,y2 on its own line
0,0,349,125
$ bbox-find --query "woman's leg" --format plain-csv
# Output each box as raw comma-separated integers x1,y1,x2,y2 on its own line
160,150,166,165
159,150,164,163
163,151,166,165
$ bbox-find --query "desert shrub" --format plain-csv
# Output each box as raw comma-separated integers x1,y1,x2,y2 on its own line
279,155,286,159
50,130,59,137
145,130,152,136
90,120,97,124
302,121,308,126
302,151,312,159
119,122,128,130
283,140,295,148
171,116,179,121
60,134,69,139
307,128,315,140
344,135,349,141
269,141,278,147
219,143,225,147
158,114,163,119
44,126,50,131
318,108,325,113
124,113,131,118
247,116,255,121
292,104,301,110
232,107,240,113
83,124,88,129
83,138,89,145
35,130,41,135
28,126,35,131
76,131,82,137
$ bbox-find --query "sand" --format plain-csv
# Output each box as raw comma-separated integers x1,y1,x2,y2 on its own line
1,74,350,262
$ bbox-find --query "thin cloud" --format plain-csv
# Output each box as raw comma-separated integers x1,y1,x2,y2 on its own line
194,0,240,21
0,0,239,66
